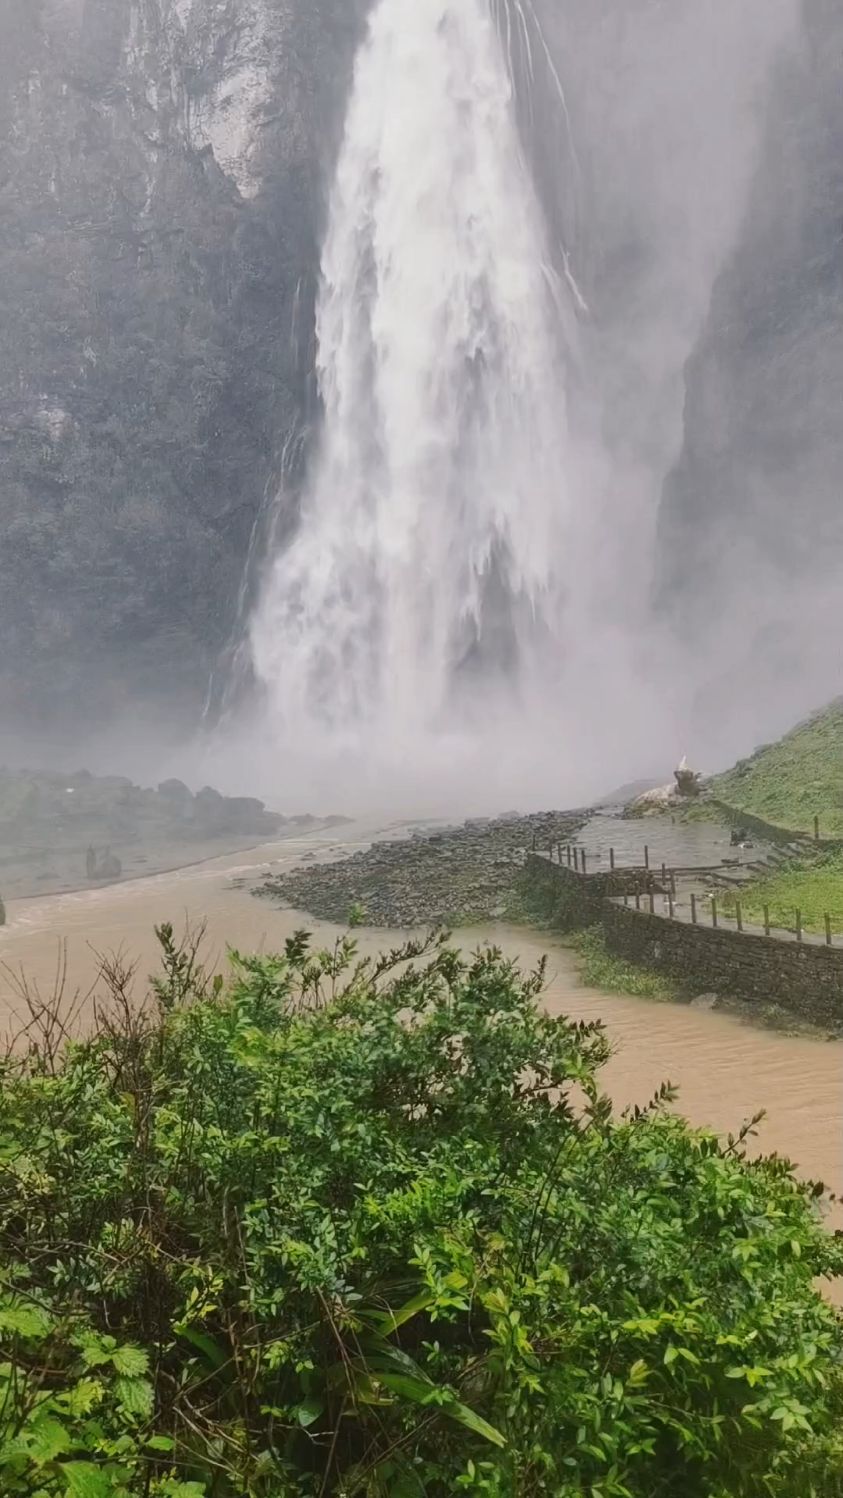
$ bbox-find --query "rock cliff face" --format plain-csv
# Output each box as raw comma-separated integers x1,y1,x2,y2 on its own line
0,0,362,733
658,0,843,653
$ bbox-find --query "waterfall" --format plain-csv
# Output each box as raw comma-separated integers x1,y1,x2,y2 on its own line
248,0,579,776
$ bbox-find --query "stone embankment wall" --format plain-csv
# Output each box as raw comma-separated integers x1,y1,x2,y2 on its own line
525,857,843,1027
709,799,843,852
523,856,658,930
603,904,843,1028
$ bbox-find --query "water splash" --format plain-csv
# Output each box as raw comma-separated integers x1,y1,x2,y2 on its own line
249,0,581,775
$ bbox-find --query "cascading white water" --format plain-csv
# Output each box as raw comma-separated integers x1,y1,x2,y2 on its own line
249,0,580,780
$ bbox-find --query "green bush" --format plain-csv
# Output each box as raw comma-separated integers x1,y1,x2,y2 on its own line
566,925,677,1000
1,926,841,1496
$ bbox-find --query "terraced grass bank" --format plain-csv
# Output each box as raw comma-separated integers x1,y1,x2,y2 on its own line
722,852,843,937
713,700,843,838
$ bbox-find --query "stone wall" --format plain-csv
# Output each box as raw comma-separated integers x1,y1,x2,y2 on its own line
525,855,843,1028
710,800,843,854
522,855,660,935
603,904,843,1028
523,856,609,931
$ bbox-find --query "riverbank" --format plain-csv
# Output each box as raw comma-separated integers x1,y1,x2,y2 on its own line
0,825,838,1226
257,810,586,926
0,764,350,900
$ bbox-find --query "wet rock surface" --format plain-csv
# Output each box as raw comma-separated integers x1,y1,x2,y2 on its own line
259,811,586,928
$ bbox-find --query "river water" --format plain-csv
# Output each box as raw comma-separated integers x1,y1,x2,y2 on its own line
0,829,839,1224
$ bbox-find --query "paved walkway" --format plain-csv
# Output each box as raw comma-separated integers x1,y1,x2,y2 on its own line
572,810,775,873
613,886,842,949
540,810,842,951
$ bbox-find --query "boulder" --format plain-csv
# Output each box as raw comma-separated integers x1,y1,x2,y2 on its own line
674,756,703,799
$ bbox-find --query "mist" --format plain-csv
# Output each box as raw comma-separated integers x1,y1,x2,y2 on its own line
2,0,839,817
224,0,806,814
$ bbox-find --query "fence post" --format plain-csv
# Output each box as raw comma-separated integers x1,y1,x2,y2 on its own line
668,890,675,919
735,899,743,933
624,892,629,908
690,893,697,925
661,861,667,885
763,904,771,937
711,897,718,929
582,852,588,876
795,909,803,944
826,914,833,947
566,845,571,867
532,831,536,851
644,844,650,870
609,847,615,871
635,892,641,911
648,891,655,915
814,815,820,843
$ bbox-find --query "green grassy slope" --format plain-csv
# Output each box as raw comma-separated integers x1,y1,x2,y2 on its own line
722,853,843,936
712,700,843,837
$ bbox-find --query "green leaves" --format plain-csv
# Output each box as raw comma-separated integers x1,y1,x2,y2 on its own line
109,1348,148,1379
20,1417,73,1465
113,1375,153,1420
1,935,841,1497
60,1464,111,1498
374,1372,506,1448
0,1301,53,1340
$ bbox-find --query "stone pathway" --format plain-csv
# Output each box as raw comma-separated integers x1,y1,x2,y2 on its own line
571,810,776,874
561,811,841,950
614,884,842,949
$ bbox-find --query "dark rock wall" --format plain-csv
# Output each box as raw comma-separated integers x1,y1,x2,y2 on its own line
0,0,363,732
658,0,843,677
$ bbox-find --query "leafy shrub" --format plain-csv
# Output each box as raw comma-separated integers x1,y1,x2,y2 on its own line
1,926,841,1495
566,925,677,1000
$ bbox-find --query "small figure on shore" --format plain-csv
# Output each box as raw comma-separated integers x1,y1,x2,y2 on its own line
730,827,752,848
85,846,123,882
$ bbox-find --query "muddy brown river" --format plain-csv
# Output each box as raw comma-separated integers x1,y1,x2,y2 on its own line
1,827,839,1231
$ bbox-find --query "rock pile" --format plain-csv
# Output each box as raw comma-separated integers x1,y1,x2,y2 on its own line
260,811,585,928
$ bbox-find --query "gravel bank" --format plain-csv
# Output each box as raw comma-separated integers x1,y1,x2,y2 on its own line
257,811,586,928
